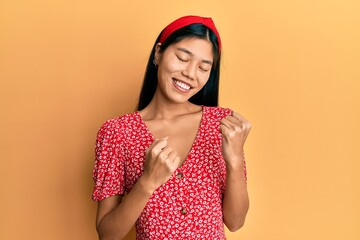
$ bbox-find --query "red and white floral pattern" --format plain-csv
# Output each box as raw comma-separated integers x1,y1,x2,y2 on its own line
92,106,247,240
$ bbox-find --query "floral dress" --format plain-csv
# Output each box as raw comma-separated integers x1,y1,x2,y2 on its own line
92,106,247,240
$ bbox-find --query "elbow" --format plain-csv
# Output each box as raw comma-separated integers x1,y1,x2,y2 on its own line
224,209,248,232
225,219,246,232
97,225,125,240
223,199,249,232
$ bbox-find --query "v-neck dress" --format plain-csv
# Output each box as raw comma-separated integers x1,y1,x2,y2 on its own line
92,106,247,240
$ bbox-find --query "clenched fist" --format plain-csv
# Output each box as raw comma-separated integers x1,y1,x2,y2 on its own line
220,111,251,169
141,137,180,193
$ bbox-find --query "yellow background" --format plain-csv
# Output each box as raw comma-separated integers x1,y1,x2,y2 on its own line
1,0,359,239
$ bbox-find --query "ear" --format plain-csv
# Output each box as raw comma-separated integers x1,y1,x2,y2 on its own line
154,43,162,62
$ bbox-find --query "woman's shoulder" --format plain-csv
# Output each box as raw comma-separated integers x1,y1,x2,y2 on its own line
204,105,233,118
96,111,140,138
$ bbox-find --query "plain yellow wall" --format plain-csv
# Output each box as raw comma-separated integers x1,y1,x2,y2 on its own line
1,0,359,239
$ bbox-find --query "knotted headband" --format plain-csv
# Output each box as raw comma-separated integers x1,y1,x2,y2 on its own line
159,15,222,53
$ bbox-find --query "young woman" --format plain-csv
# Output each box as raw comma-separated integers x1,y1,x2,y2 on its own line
92,15,251,240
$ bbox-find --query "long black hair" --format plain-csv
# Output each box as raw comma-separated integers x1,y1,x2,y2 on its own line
137,23,221,110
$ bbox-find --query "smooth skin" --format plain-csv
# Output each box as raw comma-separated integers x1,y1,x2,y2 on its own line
95,37,250,240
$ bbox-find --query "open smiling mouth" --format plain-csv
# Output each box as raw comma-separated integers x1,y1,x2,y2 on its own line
173,79,192,92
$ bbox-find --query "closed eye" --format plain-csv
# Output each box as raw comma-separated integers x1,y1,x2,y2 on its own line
176,54,210,72
199,67,210,72
176,55,188,62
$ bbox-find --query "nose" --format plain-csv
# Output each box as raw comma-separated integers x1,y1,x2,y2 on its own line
182,62,196,80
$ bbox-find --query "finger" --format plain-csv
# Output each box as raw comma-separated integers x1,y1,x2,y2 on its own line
220,123,232,137
166,150,178,162
224,114,251,131
232,111,248,122
220,117,237,131
221,117,248,135
171,156,181,169
151,137,168,155
223,115,242,126
158,146,174,161
151,137,168,147
245,122,252,130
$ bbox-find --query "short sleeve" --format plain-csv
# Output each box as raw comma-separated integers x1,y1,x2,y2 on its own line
92,120,125,201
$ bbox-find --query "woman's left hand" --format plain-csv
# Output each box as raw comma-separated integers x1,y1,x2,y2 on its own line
220,111,251,168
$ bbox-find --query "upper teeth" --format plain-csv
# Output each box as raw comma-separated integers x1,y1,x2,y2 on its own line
174,80,191,90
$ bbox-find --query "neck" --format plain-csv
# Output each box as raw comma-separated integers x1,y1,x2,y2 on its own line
140,91,199,120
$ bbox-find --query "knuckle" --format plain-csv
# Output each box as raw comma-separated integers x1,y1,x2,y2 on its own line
150,149,159,158
172,153,179,161
158,152,167,161
167,151,175,159
234,126,242,132
174,156,180,165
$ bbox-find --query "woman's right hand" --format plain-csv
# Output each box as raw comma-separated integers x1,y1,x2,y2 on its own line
140,137,180,194
96,137,179,239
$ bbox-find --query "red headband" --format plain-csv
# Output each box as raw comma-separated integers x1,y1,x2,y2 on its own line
159,15,222,53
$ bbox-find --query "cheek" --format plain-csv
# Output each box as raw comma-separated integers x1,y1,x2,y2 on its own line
161,56,182,73
198,73,211,87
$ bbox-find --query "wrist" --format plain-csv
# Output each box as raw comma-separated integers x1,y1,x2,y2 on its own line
226,163,244,173
226,165,247,183
225,155,245,168
137,175,156,196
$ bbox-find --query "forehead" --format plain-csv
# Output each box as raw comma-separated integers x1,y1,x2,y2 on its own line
169,38,214,60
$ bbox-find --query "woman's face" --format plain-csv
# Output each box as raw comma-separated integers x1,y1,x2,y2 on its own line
155,37,214,104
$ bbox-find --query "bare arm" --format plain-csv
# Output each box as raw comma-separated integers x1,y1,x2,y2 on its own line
222,155,249,231
220,111,251,231
96,137,180,240
96,177,152,240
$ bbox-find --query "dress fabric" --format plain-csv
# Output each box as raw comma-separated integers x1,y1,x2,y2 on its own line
92,106,246,240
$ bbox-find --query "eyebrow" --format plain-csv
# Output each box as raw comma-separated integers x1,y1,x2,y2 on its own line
176,47,213,65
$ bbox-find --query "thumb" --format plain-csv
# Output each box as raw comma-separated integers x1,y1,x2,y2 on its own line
172,156,181,169
156,136,169,146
